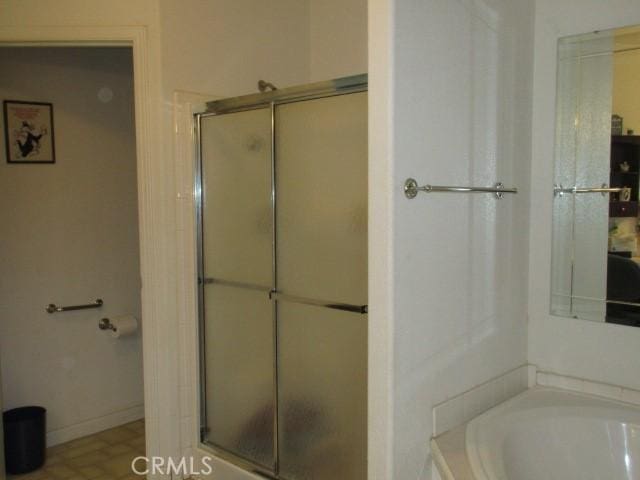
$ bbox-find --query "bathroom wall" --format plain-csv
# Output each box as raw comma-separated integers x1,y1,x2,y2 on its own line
613,48,640,134
158,0,311,98
158,0,367,100
529,0,640,392
0,47,142,445
309,0,368,81
368,0,534,478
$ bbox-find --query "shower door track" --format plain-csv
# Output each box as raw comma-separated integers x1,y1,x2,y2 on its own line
195,73,368,480
203,73,367,114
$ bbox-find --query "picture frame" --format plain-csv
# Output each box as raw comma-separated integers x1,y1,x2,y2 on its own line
3,100,55,164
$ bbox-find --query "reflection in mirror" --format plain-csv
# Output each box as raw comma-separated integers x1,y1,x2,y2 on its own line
551,25,640,326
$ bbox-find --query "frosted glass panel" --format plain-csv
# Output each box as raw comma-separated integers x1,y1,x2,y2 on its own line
201,109,272,286
275,93,368,305
278,302,367,480
203,284,274,468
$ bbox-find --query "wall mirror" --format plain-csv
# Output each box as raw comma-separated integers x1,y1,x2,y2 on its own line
551,24,640,326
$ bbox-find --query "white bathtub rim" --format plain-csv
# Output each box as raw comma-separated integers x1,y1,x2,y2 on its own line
465,386,640,480
468,384,640,426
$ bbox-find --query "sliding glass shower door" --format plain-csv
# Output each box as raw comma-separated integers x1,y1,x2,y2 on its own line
275,94,367,480
199,107,276,468
198,78,367,480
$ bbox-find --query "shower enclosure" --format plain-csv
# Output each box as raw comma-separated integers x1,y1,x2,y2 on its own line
195,75,368,479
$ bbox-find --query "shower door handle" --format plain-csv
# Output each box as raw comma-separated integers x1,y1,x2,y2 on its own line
201,278,369,314
201,277,271,292
269,291,367,314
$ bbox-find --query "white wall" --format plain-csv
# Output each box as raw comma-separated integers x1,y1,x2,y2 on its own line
368,0,534,477
158,0,311,98
529,0,640,391
0,47,143,444
158,0,367,100
367,0,394,477
309,0,368,81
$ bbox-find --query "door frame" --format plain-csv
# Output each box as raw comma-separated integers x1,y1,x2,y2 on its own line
0,25,174,469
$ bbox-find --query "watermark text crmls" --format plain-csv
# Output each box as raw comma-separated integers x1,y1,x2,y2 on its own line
131,456,214,476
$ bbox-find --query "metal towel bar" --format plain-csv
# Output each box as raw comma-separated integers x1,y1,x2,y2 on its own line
553,183,623,197
404,178,517,199
46,298,103,314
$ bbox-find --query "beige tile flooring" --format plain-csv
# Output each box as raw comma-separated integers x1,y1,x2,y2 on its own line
9,420,145,480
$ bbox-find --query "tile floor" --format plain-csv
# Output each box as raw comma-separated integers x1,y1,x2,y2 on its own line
9,420,145,480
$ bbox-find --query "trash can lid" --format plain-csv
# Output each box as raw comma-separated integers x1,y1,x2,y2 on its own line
3,406,46,423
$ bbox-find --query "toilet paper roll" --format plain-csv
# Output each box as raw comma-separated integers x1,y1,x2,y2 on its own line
110,315,138,338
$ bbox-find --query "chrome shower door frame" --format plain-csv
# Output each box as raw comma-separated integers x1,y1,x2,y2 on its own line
194,74,368,479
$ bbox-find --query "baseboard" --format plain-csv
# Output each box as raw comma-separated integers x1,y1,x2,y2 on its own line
47,404,144,447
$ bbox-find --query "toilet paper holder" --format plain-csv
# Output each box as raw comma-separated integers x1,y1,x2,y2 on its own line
99,318,116,332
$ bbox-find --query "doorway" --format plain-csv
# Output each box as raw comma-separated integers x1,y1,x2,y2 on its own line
0,46,144,476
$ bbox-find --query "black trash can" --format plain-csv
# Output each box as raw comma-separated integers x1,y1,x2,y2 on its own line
3,406,46,474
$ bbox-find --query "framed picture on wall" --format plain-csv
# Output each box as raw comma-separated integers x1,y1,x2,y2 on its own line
3,100,55,164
